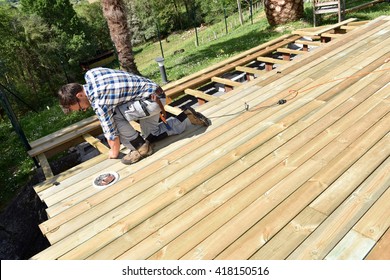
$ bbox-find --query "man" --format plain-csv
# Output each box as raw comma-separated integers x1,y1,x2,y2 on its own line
58,67,211,165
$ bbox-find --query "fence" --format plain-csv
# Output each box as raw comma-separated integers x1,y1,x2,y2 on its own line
193,1,264,47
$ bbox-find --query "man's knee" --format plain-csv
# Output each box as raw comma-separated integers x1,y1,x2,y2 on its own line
146,132,168,143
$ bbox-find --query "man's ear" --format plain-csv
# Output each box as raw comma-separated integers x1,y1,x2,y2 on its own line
76,90,85,99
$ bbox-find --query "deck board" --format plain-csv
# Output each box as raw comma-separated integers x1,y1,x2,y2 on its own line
31,16,390,260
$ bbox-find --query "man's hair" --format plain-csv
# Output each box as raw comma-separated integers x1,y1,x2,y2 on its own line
58,83,83,107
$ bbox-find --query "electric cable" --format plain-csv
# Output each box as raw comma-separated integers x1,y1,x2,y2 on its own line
208,63,390,119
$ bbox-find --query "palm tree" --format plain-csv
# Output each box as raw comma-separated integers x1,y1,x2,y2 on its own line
101,0,140,74
264,0,304,26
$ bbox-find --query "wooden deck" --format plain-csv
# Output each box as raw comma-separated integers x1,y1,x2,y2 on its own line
31,16,390,260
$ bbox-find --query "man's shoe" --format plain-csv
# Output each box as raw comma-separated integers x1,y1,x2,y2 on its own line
121,140,153,165
138,140,153,157
184,107,212,127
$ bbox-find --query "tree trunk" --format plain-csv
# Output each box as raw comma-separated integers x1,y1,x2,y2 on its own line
101,0,140,75
237,0,244,25
264,0,304,26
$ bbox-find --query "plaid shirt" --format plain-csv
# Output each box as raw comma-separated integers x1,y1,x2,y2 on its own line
83,67,159,141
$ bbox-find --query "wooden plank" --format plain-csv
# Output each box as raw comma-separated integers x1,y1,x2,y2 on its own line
293,18,357,36
250,208,327,259
315,8,340,15
35,58,350,258
321,32,343,38
325,230,376,260
33,153,108,194
31,17,390,260
27,121,103,157
82,133,109,154
29,115,99,149
164,104,182,116
184,89,218,102
287,133,390,260
235,66,264,76
347,21,370,26
339,25,358,31
353,183,390,241
35,154,116,200
210,77,242,88
295,40,323,46
365,227,390,260
45,18,390,234
161,34,296,91
162,35,301,100
38,153,54,179
198,93,390,260
257,56,290,64
124,53,390,258
251,117,390,260
324,160,390,260
39,88,295,239
277,48,307,55
314,1,339,7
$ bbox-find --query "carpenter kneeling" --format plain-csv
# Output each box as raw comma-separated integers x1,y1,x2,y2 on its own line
58,67,211,165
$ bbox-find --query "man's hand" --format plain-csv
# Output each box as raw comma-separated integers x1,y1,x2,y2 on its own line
151,93,167,119
108,149,119,159
107,137,120,159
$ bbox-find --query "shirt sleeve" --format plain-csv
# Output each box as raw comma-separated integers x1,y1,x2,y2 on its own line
94,104,118,141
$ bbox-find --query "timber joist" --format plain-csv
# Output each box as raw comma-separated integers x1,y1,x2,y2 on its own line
163,18,362,105
31,16,390,260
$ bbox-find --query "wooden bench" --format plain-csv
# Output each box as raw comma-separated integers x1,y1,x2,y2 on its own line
313,0,345,27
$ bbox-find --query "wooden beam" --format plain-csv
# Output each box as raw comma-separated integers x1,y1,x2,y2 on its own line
257,56,290,64
82,133,109,154
257,56,289,71
339,25,357,31
295,40,323,46
37,153,54,179
277,48,307,55
236,66,264,76
162,34,301,100
277,48,307,61
164,104,182,116
321,33,343,38
211,77,242,88
293,18,357,36
184,89,218,102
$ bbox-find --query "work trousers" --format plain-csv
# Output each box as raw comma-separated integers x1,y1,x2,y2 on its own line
113,97,190,150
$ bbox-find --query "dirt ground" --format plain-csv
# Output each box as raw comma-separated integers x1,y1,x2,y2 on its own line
0,152,80,259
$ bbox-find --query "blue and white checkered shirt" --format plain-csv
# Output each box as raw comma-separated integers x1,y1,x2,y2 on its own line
83,67,159,141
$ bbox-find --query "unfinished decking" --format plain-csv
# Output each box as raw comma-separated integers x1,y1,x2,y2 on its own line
31,16,390,260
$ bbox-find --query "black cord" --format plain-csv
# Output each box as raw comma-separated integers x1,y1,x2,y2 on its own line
209,91,298,120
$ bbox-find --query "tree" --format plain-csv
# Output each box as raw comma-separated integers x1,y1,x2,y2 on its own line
237,0,244,25
101,0,140,75
264,0,304,26
20,0,82,34
0,4,66,110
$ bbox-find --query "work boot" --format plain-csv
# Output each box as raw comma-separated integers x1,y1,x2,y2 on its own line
121,140,153,165
184,107,212,127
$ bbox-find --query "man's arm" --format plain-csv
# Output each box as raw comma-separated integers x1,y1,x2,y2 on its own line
107,136,120,159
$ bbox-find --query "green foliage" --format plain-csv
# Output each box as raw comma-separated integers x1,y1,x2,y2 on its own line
74,1,112,52
0,0,112,115
20,0,81,33
0,102,91,210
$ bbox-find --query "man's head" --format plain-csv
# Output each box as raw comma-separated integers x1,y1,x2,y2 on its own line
58,83,89,114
